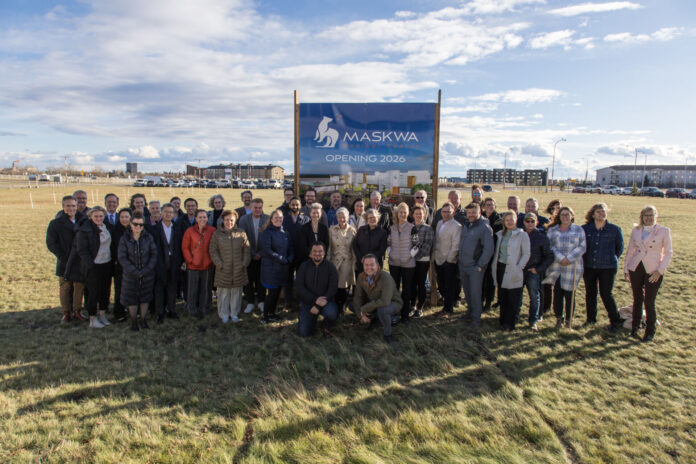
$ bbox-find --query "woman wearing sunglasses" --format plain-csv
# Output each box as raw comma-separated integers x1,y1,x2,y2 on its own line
118,211,158,331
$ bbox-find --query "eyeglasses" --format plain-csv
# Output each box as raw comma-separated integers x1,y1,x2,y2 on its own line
131,222,144,227
472,192,481,196
415,196,424,199
524,219,536,223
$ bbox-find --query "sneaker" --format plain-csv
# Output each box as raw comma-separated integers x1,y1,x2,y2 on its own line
530,323,539,331
89,318,105,329
258,302,265,313
538,315,544,323
244,304,255,314
221,316,230,324
413,309,423,318
98,314,111,326
231,316,239,323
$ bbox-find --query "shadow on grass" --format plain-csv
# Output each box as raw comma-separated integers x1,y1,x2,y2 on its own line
0,304,639,459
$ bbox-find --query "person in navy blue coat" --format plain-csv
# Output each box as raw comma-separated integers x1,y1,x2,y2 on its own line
282,197,309,310
581,203,624,331
260,209,294,324
522,213,554,330
153,203,183,323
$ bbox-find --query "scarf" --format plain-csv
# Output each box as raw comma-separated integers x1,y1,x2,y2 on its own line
362,270,380,289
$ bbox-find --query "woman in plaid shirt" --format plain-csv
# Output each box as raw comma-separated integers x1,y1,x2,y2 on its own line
543,207,587,328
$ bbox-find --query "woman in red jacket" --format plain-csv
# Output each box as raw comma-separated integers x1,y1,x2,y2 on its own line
182,209,214,319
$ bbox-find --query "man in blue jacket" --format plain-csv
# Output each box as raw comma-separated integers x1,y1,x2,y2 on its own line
295,243,339,337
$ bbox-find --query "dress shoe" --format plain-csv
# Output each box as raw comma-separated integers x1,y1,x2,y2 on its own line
642,333,654,343
140,319,149,329
131,320,140,331
73,311,87,322
60,314,71,324
156,314,165,324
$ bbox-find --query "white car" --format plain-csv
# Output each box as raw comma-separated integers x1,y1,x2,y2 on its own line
239,180,256,189
266,180,283,189
620,187,633,195
601,185,621,195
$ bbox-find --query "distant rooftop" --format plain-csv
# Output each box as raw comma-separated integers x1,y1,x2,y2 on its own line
600,165,696,172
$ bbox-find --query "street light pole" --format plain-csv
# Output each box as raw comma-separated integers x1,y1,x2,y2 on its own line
550,137,566,192
633,148,639,188
641,150,648,188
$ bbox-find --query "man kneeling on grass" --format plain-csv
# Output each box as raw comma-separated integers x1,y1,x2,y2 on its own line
295,243,339,337
351,254,403,344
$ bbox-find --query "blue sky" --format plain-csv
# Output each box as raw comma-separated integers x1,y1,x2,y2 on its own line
0,0,694,179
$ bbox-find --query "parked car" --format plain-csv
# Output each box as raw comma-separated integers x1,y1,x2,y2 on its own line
239,180,255,189
665,188,687,198
255,181,266,189
689,189,696,199
266,180,283,189
585,185,602,194
641,187,665,198
133,179,145,187
482,184,493,192
572,186,586,193
217,179,231,188
601,185,621,195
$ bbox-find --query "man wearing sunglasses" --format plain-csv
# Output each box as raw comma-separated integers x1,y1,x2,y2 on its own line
522,213,554,330
471,184,483,205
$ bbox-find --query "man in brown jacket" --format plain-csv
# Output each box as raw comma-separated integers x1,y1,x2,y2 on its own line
352,254,402,343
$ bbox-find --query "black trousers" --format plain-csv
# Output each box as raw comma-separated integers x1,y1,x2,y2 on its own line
155,269,178,317
335,288,348,312
264,287,282,318
244,260,266,304
496,263,523,329
553,279,575,322
583,267,620,325
629,262,663,334
436,262,458,313
390,265,415,318
85,262,111,316
410,261,430,310
482,258,496,308
113,262,127,319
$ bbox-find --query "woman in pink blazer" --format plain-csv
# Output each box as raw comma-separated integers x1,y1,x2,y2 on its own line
624,205,673,342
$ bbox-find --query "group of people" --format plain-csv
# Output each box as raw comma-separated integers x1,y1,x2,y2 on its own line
46,185,673,343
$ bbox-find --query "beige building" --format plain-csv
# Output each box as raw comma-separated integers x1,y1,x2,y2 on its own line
186,163,285,180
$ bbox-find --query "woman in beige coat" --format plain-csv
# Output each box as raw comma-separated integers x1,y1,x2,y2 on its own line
209,210,251,323
328,207,356,312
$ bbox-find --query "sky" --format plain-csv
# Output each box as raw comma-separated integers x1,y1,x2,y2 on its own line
0,0,695,179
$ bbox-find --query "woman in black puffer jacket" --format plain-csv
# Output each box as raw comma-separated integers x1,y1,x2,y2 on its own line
118,211,158,331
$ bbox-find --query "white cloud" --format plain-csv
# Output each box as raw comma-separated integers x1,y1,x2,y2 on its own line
107,155,126,162
128,145,160,159
548,2,642,17
461,0,547,15
529,30,576,49
472,88,565,103
604,27,683,43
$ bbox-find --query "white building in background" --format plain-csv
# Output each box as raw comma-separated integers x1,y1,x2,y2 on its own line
595,165,696,188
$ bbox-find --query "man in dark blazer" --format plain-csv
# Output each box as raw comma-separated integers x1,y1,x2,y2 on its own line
235,190,253,219
153,203,183,323
46,195,84,323
238,198,270,313
368,190,392,233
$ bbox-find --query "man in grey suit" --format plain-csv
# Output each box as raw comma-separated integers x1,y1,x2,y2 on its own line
459,202,494,328
238,198,270,313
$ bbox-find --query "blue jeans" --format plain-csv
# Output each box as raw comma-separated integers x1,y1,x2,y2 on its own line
523,270,541,325
298,302,339,337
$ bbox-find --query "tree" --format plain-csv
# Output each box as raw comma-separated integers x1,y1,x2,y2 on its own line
643,175,650,187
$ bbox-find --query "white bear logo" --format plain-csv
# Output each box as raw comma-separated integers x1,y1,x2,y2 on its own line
314,116,339,148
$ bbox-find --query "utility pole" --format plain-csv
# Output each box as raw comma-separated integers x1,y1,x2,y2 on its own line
550,137,566,192
633,148,639,188
503,149,508,190
641,151,648,189
584,157,589,184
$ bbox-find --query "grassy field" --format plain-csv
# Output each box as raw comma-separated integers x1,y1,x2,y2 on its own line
1,185,695,463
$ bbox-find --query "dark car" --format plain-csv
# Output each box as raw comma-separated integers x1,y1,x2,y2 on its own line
482,184,493,192
665,188,687,198
572,186,586,193
688,189,696,199
642,187,665,198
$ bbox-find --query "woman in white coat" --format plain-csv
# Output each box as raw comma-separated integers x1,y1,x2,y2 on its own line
492,211,530,331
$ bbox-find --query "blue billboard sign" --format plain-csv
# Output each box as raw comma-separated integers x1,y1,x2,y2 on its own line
298,103,436,194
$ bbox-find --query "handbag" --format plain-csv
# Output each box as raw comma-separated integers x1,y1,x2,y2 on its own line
181,230,207,271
